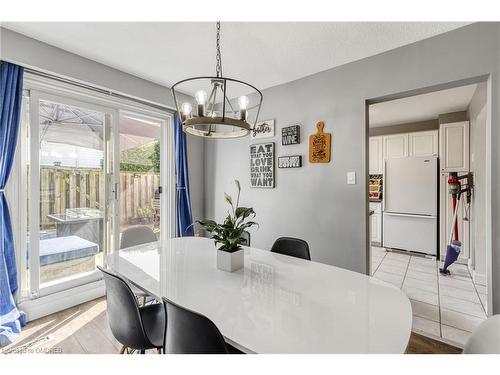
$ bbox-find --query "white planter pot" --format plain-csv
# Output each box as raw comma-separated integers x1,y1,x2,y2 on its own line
217,248,244,272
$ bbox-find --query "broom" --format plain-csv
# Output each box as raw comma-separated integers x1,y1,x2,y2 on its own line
440,194,462,275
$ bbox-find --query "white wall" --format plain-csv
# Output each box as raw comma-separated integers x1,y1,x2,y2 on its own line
468,82,487,285
204,23,500,313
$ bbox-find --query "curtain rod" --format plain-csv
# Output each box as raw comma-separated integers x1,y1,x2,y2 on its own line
22,66,175,114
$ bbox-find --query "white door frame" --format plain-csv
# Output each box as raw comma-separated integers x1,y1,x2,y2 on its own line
366,75,494,316
28,89,117,298
113,109,176,249
14,74,176,319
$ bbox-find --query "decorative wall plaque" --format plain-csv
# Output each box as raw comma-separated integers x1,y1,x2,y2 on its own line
282,125,300,145
251,119,275,139
250,142,275,188
278,155,302,168
309,121,331,163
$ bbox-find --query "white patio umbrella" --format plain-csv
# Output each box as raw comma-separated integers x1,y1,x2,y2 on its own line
39,102,161,152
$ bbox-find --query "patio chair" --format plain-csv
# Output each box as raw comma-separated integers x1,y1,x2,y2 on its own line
120,226,158,305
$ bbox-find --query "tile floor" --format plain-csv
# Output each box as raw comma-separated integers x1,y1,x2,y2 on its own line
371,246,487,348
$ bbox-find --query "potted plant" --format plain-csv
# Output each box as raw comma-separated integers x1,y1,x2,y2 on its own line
197,180,258,272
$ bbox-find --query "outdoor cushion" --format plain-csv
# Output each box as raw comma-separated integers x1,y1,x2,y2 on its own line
39,236,99,266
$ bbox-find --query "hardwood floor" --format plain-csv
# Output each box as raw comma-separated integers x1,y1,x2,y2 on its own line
2,298,462,354
406,332,462,354
2,298,121,354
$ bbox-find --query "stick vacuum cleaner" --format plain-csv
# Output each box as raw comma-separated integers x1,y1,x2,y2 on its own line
440,172,473,275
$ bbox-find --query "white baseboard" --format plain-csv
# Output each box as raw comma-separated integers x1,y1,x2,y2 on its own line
473,271,487,286
18,280,105,322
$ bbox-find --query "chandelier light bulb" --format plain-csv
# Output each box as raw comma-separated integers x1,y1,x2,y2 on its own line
238,95,249,110
238,95,249,121
195,90,207,116
195,90,207,105
181,102,192,120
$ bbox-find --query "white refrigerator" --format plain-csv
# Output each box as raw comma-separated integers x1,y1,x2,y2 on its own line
383,156,438,255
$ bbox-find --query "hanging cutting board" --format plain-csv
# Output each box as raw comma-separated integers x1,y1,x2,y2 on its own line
309,121,331,163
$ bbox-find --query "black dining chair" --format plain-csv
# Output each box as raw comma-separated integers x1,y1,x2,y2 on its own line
162,297,230,354
98,266,165,354
270,237,311,261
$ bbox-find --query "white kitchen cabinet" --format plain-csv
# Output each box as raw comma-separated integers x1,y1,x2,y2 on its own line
440,173,470,263
369,136,383,174
383,134,408,160
370,202,382,244
409,130,438,156
439,121,470,172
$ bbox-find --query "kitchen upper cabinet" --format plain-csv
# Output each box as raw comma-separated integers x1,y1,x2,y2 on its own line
409,130,438,157
369,136,383,174
439,121,470,172
383,134,408,160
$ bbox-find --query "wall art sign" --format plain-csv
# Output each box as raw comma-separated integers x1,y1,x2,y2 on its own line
278,155,302,169
250,142,275,188
282,125,300,145
309,121,331,163
251,119,275,139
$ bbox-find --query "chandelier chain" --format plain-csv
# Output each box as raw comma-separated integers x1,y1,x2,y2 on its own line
171,21,263,139
216,21,223,77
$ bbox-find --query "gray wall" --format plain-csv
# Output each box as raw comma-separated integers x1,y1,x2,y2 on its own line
0,26,205,236
468,82,488,282
0,26,3,60
439,110,468,124
369,119,439,136
187,136,205,232
0,28,176,108
204,23,500,312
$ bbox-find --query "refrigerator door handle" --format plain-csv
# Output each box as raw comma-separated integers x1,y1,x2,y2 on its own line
384,212,435,219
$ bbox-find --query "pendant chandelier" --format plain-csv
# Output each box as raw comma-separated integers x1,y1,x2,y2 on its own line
171,22,263,139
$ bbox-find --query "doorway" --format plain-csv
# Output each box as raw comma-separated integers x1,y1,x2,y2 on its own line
14,75,175,318
25,91,114,297
366,77,491,348
113,112,167,248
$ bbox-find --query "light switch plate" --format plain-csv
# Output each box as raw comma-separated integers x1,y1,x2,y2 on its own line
347,171,356,185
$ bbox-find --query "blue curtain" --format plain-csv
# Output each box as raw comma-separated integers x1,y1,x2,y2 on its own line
0,62,25,347
174,114,194,237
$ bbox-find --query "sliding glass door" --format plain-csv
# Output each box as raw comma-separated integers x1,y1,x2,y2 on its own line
16,77,175,305
113,112,165,248
27,91,115,296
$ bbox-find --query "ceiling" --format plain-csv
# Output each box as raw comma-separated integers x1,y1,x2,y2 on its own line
369,84,478,128
3,22,469,94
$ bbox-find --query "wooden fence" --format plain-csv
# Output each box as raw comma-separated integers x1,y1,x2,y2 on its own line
119,171,160,226
40,166,160,229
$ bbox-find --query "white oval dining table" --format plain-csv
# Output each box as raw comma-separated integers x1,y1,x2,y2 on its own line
106,237,412,354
